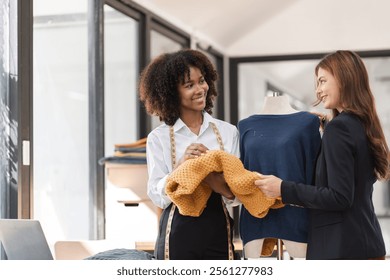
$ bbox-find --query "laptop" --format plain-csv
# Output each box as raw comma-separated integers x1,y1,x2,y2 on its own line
0,219,54,260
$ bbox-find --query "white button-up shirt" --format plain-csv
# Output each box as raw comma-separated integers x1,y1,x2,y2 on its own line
146,112,240,209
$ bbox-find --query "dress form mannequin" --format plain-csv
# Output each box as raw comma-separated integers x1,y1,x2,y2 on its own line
260,94,298,115
244,93,307,259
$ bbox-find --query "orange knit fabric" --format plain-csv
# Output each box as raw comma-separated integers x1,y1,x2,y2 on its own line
166,150,284,218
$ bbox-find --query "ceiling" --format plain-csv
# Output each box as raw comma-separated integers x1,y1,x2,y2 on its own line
133,0,390,57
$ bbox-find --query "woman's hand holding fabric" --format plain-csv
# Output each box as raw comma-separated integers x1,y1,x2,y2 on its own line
255,174,282,199
174,143,209,169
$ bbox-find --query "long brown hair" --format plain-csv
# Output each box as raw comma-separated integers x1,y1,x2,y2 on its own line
315,50,389,180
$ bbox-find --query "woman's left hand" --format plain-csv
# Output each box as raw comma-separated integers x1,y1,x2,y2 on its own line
174,143,208,169
255,174,282,198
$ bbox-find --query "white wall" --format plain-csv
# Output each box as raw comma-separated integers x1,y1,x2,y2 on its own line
227,0,390,56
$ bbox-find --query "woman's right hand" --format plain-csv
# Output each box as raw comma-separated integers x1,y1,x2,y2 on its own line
174,143,209,169
255,174,282,199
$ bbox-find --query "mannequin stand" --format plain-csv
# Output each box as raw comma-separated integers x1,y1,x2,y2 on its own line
277,239,283,260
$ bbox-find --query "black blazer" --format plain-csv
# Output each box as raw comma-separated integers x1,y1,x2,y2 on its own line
282,112,386,259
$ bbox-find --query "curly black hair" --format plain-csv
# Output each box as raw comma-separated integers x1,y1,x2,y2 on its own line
138,49,218,126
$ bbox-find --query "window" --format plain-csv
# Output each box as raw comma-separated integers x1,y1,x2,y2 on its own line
149,30,183,130
33,0,89,244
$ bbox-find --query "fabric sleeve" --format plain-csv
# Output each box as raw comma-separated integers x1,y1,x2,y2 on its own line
282,119,355,210
146,132,172,209
305,117,321,184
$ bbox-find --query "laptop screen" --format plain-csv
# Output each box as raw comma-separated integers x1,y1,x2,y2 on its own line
0,219,54,260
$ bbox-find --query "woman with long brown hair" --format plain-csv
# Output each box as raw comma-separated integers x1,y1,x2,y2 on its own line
256,50,389,259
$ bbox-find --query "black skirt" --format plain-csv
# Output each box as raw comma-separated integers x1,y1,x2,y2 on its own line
154,192,236,260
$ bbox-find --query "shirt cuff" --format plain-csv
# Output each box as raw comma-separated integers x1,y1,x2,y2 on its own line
156,175,172,209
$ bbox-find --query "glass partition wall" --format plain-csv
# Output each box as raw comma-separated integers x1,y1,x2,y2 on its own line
238,59,320,121
33,0,89,243
31,0,191,250
0,0,13,222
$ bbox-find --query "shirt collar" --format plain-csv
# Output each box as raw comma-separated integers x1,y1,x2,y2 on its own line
172,112,215,134
201,112,215,134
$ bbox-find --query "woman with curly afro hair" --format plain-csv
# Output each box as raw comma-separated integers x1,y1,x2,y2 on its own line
139,49,240,260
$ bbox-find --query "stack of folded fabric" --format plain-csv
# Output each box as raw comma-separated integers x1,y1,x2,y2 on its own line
99,137,148,192
99,138,147,165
